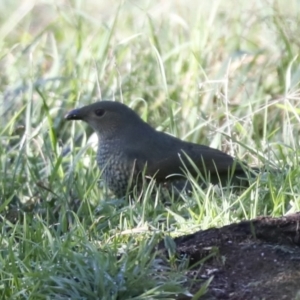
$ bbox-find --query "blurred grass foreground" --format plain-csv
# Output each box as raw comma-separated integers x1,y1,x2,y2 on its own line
0,0,300,298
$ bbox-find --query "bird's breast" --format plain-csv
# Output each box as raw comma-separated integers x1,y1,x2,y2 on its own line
96,141,137,197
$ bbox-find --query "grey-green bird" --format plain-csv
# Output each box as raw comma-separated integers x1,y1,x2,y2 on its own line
65,101,255,197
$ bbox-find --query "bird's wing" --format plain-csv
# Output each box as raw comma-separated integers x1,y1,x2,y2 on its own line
147,142,245,180
124,134,246,182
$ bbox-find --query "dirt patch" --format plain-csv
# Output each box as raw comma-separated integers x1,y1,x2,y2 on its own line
160,213,300,300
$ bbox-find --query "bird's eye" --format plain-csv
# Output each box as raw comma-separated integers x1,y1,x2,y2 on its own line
95,108,105,117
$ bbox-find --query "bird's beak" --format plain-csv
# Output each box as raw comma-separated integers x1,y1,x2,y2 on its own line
64,108,83,120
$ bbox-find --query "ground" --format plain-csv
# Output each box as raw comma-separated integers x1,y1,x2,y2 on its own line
159,213,300,300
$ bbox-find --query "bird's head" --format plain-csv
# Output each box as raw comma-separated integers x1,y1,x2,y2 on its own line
65,101,148,139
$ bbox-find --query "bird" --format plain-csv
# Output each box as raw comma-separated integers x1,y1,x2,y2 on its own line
65,101,256,198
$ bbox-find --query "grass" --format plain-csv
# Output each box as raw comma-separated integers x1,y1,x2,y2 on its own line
0,0,300,298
